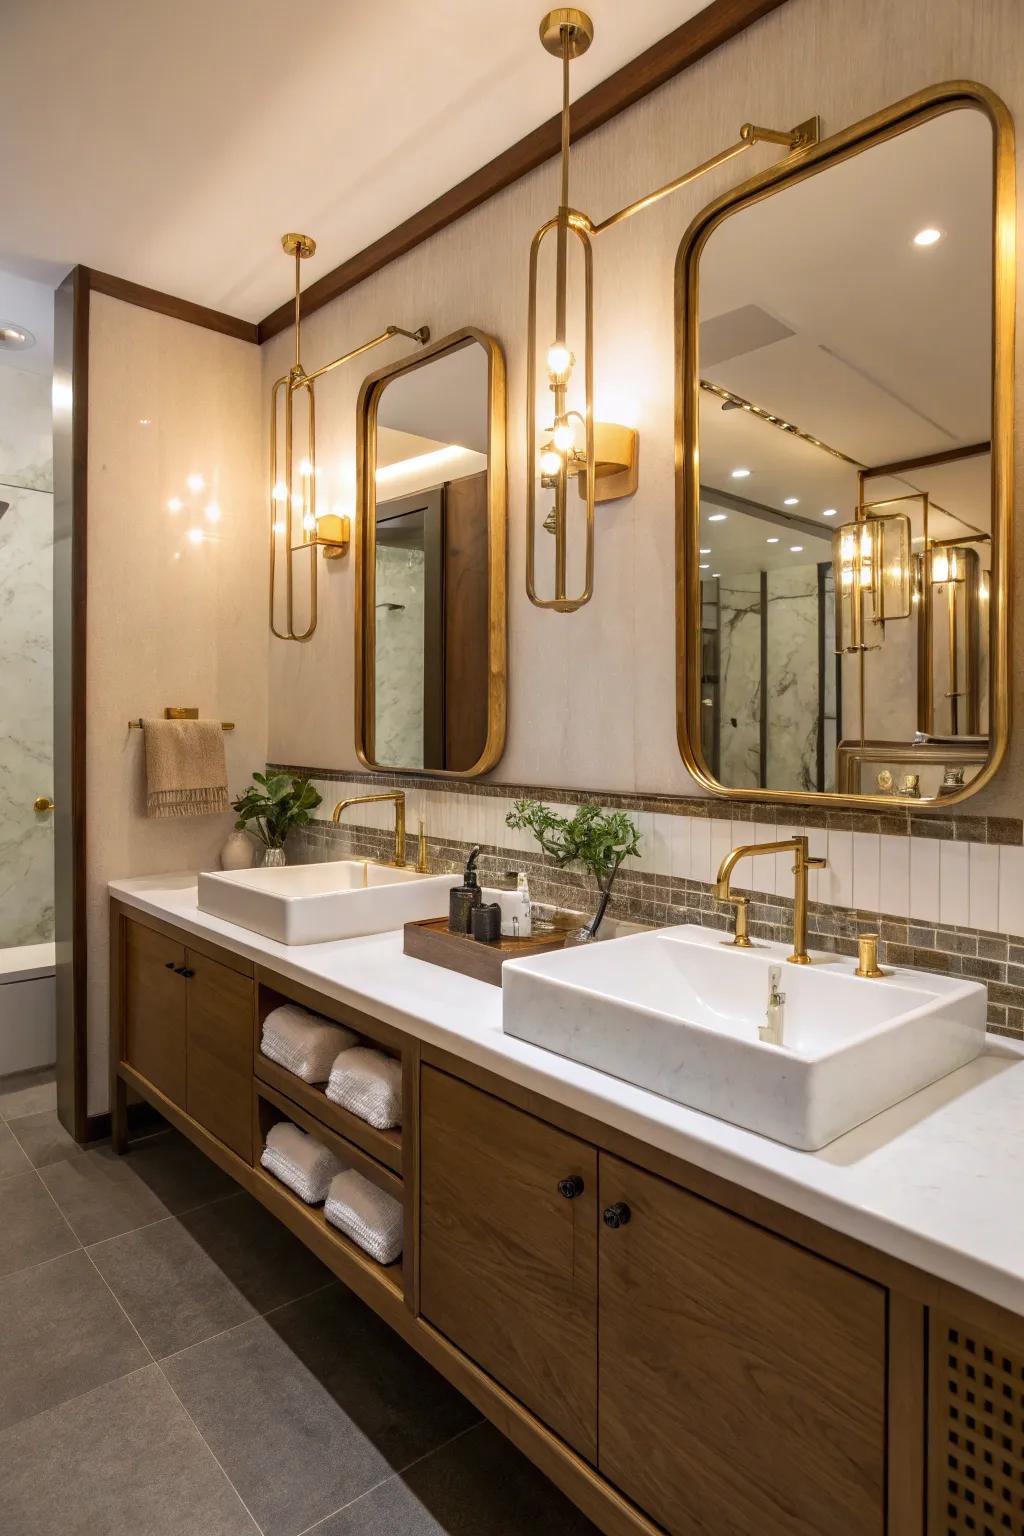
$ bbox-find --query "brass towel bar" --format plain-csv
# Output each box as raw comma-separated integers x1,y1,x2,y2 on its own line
127,719,235,731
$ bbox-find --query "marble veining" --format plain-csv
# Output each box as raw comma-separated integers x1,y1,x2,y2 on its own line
718,578,761,787
374,543,425,768
765,564,821,793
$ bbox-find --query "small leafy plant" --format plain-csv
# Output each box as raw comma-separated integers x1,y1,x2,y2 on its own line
231,771,322,851
505,799,641,939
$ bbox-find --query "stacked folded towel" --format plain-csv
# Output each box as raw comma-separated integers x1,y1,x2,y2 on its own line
261,1003,359,1084
325,1170,403,1265
326,1046,402,1130
260,1121,344,1205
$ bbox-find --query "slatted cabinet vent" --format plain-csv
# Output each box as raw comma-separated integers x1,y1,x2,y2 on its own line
931,1314,1024,1536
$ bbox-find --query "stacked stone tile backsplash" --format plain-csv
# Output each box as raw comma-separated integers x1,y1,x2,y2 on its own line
278,764,1024,1041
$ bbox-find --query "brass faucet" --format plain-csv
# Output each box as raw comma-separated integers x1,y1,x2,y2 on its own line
715,836,826,965
331,791,406,867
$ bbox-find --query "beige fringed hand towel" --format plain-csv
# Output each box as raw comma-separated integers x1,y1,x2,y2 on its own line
144,718,229,818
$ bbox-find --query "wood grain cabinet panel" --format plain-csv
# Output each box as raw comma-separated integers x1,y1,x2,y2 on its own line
185,950,254,1163
419,1066,598,1460
123,919,187,1107
597,1153,887,1536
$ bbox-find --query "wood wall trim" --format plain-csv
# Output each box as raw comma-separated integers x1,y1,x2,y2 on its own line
85,268,258,343
256,0,791,342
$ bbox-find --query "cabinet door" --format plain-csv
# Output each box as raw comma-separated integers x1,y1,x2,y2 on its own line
598,1154,886,1536
123,919,187,1107
419,1067,598,1460
185,949,254,1163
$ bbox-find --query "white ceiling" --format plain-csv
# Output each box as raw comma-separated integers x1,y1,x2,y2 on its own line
0,0,702,320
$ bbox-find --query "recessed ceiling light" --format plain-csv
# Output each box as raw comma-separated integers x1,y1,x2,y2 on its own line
913,226,943,247
783,497,799,506
790,544,804,553
186,473,205,493
166,497,183,513
730,467,751,479
138,417,152,427
699,563,710,570
712,572,721,578
766,537,780,544
699,547,711,554
708,513,727,523
822,508,838,517
0,321,35,350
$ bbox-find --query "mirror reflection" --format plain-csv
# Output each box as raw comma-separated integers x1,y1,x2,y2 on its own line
362,333,503,774
692,105,995,800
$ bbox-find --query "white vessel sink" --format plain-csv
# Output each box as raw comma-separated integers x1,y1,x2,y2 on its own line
502,924,987,1149
197,861,457,946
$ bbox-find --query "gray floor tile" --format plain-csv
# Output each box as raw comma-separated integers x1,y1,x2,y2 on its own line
0,1119,32,1178
0,1248,150,1430
0,1364,257,1536
40,1142,173,1243
0,1067,57,1122
8,1108,83,1169
0,1171,79,1279
118,1127,238,1212
179,1189,332,1315
163,1286,480,1536
315,1422,601,1535
90,1214,259,1358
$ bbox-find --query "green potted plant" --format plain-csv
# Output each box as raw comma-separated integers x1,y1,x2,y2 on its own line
505,799,641,940
231,771,322,867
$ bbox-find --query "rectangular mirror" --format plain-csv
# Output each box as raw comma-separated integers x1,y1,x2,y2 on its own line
677,85,1013,807
356,328,507,776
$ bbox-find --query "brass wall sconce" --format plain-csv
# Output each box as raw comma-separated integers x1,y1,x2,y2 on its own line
526,7,817,612
921,540,983,735
832,498,912,653
269,232,429,641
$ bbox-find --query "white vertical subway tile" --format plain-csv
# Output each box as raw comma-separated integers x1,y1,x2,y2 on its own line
631,811,656,874
773,825,796,900
938,840,970,928
851,832,881,913
647,812,674,879
998,845,1024,939
710,819,733,888
909,838,941,924
670,814,692,881
690,818,712,884
729,820,753,891
878,835,910,919
822,829,853,908
968,842,1000,933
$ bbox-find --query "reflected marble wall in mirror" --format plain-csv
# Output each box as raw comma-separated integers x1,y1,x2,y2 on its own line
356,329,507,777
678,88,1013,806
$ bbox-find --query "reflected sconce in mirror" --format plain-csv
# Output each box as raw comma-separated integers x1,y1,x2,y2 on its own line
525,8,817,612
832,502,912,653
921,541,984,736
269,231,430,641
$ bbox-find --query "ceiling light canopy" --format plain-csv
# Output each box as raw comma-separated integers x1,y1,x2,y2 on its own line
0,322,35,350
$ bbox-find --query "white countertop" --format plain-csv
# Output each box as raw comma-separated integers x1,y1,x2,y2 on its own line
110,873,1024,1318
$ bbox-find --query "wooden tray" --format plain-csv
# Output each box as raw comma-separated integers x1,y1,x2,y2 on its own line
403,916,569,987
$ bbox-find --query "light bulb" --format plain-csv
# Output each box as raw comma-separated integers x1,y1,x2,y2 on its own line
540,449,562,476
298,458,313,477
546,343,572,380
272,481,288,503
273,519,285,535
186,473,204,493
166,497,183,513
303,512,316,533
553,422,574,453
291,492,304,512
188,527,204,545
204,502,221,523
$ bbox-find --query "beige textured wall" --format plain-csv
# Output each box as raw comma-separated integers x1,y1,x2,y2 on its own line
86,294,265,1113
263,0,1024,814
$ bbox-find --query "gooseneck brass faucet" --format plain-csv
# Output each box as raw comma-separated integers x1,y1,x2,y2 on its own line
331,792,406,867
715,836,826,965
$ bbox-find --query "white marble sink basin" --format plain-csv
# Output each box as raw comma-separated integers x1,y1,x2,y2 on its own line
197,861,457,946
502,924,987,1149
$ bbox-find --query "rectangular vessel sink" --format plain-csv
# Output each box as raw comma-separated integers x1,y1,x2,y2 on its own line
198,861,458,946
502,924,987,1149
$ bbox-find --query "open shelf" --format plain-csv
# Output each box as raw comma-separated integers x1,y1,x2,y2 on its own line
254,1053,403,1174
251,1164,404,1300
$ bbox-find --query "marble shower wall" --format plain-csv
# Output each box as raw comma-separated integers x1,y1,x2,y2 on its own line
374,544,426,769
718,578,761,788
765,563,821,793
0,366,54,947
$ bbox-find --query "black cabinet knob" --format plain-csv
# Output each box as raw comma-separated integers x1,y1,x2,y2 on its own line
603,1202,632,1229
164,961,176,970
558,1175,585,1200
174,966,195,978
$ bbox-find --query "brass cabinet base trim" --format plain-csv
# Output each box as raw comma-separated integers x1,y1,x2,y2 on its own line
675,81,1015,812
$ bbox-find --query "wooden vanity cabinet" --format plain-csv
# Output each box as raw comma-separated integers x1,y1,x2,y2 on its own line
418,1065,599,1460
597,1154,887,1536
116,912,253,1163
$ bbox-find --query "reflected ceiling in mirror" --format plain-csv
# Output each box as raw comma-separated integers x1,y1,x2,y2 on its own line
677,86,1014,808
356,329,507,777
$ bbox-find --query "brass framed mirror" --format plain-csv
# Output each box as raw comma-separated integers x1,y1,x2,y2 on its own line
355,327,507,777
676,83,1014,809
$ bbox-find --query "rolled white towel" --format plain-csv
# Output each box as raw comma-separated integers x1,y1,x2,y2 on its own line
261,1003,359,1084
325,1169,403,1265
260,1120,344,1205
326,1046,402,1130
